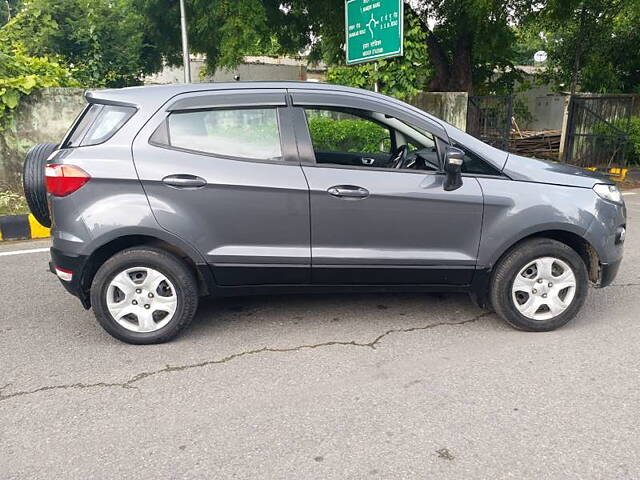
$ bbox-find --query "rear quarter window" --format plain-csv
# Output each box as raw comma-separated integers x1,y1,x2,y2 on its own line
63,104,136,148
152,108,283,161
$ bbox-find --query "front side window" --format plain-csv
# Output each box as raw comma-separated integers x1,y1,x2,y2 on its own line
305,109,391,156
159,108,282,161
304,107,438,171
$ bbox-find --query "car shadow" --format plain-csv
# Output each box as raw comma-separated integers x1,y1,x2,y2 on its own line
184,291,497,340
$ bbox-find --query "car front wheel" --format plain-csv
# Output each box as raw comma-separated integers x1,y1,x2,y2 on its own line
490,238,589,331
90,247,199,344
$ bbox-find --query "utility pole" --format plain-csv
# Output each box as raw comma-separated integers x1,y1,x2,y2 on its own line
179,0,191,83
373,62,379,93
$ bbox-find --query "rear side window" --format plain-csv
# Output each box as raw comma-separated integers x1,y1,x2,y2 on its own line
153,108,282,161
63,104,136,148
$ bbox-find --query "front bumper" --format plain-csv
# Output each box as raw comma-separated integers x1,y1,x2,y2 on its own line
585,196,626,287
49,247,90,308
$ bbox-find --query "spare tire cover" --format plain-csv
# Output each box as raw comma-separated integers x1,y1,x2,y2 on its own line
22,142,58,228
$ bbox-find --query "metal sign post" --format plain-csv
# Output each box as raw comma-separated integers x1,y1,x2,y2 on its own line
374,62,379,92
345,0,404,65
179,0,191,83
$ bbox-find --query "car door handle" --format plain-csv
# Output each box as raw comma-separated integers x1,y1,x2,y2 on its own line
162,174,207,189
361,157,375,165
327,185,370,199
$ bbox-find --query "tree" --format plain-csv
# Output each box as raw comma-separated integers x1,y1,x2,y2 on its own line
0,44,77,132
534,0,640,93
1,0,162,87
0,42,78,189
404,0,525,92
136,0,298,73
0,0,21,26
137,0,532,94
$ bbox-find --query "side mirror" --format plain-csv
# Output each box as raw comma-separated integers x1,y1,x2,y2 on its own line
443,147,464,191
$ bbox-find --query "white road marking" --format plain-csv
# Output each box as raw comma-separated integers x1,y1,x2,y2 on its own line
0,247,50,257
623,192,637,196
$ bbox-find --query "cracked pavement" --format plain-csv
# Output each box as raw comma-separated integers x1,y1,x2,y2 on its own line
1,189,640,479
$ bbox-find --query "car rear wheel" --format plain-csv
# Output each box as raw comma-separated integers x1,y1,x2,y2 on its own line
490,238,589,331
90,247,199,344
22,143,58,228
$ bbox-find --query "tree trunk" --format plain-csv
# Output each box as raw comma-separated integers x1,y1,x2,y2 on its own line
425,33,451,91
451,32,473,92
417,12,473,92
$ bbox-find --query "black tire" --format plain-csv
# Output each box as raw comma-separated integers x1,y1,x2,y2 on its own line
23,142,58,228
90,247,199,344
490,238,589,332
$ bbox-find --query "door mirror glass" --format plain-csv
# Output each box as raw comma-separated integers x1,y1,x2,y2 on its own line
444,147,464,191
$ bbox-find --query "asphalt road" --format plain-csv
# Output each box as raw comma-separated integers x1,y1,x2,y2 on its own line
1,190,640,480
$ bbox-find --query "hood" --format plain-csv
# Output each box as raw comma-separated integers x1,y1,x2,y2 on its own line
503,154,612,188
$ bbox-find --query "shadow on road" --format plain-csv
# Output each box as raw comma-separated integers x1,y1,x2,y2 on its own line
185,292,493,340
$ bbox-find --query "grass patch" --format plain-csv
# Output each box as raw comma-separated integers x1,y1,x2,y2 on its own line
0,190,30,215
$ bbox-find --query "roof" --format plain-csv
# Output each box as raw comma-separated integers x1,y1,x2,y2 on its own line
85,81,447,135
86,81,386,106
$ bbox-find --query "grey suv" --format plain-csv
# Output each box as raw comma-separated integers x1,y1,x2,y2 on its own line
22,82,626,344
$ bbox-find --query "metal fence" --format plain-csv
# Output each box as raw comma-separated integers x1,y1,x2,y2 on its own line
562,95,640,168
466,95,513,151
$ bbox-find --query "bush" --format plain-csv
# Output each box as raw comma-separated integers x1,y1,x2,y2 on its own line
307,116,390,153
0,189,29,215
0,45,78,132
592,116,640,165
623,117,640,164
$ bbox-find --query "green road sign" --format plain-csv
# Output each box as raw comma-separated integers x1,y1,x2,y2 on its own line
345,0,404,65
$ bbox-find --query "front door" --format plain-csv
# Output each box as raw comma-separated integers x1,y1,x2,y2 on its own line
132,89,310,285
294,104,484,285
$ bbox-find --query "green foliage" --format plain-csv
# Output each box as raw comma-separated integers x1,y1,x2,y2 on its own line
0,0,21,27
326,10,430,99
512,25,548,66
1,0,635,99
138,0,534,94
623,118,640,164
136,0,297,74
0,44,76,192
625,118,640,161
1,0,160,87
307,116,390,153
430,0,524,92
531,0,640,93
593,117,640,165
0,189,29,215
0,45,78,133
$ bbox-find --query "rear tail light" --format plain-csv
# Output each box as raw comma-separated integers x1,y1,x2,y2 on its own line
45,164,91,197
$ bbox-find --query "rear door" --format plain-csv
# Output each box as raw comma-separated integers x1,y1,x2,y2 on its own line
132,89,310,285
290,89,484,285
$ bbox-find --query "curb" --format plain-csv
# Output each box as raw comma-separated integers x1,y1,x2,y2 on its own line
586,167,629,182
0,214,50,241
